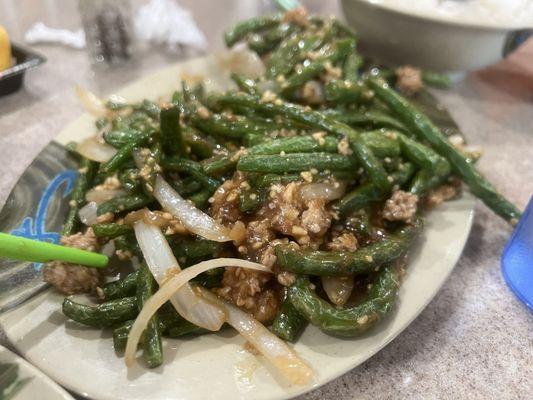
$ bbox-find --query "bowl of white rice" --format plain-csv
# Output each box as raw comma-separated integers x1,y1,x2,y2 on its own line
341,0,533,72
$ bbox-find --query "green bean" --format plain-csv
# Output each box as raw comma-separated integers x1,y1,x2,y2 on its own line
97,194,152,216
224,14,282,47
392,162,416,187
201,152,240,177
102,271,138,301
324,109,407,131
136,263,163,368
183,126,217,159
162,157,220,191
247,172,302,188
288,263,400,336
62,296,138,328
266,33,324,79
135,99,161,120
118,168,141,192
395,132,451,195
111,112,155,134
212,92,356,137
238,152,356,173
114,233,142,258
335,161,414,217
62,158,97,236
281,39,354,94
349,135,391,195
192,113,278,139
359,130,401,158
171,176,203,197
166,322,209,337
231,73,258,95
239,188,264,213
113,317,208,351
160,106,186,156
170,239,224,265
335,183,382,217
368,78,522,224
343,52,364,81
187,188,212,209
272,296,305,342
422,71,452,89
275,220,421,276
248,135,338,155
113,320,137,352
325,80,373,104
104,129,152,149
345,208,373,239
331,19,357,40
98,136,149,178
95,117,109,130
243,133,268,147
92,223,133,238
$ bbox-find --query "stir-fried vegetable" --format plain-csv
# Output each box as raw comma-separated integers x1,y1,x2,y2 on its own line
54,8,521,386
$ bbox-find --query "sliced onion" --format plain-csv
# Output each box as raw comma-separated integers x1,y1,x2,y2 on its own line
132,148,145,170
75,85,108,117
85,188,126,204
78,201,98,226
100,240,116,257
321,276,354,307
153,175,232,242
222,44,265,79
299,181,347,202
133,220,226,331
124,256,272,367
76,137,117,163
202,290,314,386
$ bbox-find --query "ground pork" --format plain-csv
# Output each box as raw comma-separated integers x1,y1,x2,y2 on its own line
396,65,423,95
425,180,461,208
327,232,358,252
215,267,278,323
283,6,309,26
209,172,245,225
383,190,419,222
266,182,331,247
42,228,102,295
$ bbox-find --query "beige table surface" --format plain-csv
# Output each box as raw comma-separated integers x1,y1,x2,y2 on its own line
1,1,532,399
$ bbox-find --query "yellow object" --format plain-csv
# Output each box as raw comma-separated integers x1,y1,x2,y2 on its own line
0,24,13,71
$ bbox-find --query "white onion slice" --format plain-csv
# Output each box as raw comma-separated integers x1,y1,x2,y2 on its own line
153,175,232,242
76,137,117,163
85,188,126,204
124,257,272,367
222,44,265,78
75,85,108,117
321,276,354,307
299,181,347,202
133,220,226,331
202,290,315,386
78,201,98,226
100,240,116,257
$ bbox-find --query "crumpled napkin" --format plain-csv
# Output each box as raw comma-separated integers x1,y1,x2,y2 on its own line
134,0,207,52
24,22,86,49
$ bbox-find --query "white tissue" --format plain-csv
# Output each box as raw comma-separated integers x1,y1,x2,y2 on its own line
24,22,86,49
134,0,207,52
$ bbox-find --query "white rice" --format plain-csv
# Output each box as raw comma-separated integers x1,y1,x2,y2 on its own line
369,0,533,26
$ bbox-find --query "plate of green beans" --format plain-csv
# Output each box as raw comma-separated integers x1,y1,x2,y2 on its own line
0,9,520,400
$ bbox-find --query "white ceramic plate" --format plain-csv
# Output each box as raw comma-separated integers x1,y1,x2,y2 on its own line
0,56,475,400
0,345,74,400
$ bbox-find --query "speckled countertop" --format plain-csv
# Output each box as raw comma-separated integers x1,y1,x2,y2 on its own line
0,1,532,399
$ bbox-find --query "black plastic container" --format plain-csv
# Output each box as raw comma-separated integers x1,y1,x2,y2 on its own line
0,44,46,96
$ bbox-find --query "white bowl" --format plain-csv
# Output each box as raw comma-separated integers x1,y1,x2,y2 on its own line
340,0,532,72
